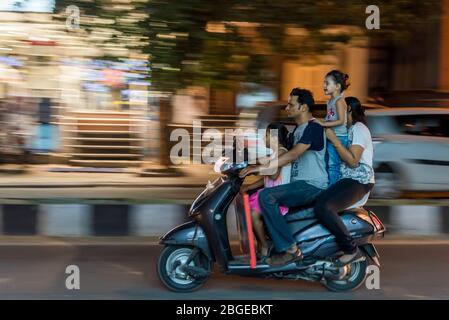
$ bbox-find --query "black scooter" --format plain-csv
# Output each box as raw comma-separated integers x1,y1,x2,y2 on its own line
157,158,386,292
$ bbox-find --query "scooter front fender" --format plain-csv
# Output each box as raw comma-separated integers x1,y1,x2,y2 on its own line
159,221,213,261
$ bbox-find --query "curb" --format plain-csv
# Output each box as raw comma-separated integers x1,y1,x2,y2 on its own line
0,203,448,237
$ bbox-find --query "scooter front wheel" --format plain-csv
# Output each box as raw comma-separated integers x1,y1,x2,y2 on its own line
157,245,212,293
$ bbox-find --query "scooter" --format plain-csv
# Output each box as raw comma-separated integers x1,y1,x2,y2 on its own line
157,158,386,292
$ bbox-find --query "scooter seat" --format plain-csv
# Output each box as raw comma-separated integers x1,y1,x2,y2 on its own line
285,206,365,222
288,203,315,212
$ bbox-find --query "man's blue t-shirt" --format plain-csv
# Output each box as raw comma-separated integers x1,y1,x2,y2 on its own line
290,119,328,189
298,121,325,152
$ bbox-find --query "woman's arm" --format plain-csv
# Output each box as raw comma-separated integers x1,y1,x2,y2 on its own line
325,128,364,168
318,99,347,128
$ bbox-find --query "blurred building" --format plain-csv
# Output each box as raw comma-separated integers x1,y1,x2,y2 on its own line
281,34,369,103
367,0,449,108
220,1,449,112
0,5,153,167
283,2,449,107
440,0,449,91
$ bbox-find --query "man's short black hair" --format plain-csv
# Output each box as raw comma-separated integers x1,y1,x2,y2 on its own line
289,87,315,112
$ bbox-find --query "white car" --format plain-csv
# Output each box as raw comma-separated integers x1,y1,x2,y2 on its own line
367,108,449,198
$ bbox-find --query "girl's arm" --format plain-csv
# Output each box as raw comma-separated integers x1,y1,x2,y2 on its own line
241,178,264,194
266,148,287,180
257,154,272,165
319,99,347,128
325,128,364,168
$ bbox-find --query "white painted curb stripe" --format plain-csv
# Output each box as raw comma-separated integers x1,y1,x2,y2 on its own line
0,204,447,237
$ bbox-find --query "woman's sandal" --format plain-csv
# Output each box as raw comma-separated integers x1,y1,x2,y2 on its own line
266,246,303,266
333,248,362,268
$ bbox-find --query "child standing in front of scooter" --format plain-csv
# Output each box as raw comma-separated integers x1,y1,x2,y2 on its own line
241,123,291,261
317,70,350,185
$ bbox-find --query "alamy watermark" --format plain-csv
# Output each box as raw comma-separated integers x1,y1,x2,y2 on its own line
65,264,80,290
365,265,380,290
66,5,80,31
366,5,380,30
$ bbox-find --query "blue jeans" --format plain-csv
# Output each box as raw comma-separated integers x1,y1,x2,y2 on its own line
327,135,348,186
258,180,323,252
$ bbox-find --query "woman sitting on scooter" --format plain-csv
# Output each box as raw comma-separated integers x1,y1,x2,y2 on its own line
241,122,292,261
314,97,375,267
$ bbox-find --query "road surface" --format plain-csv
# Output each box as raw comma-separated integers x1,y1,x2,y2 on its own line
0,240,448,299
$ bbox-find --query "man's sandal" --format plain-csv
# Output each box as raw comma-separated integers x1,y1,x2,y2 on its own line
266,247,303,266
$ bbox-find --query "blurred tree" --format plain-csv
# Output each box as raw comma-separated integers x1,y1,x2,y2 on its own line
55,0,441,95
138,0,441,95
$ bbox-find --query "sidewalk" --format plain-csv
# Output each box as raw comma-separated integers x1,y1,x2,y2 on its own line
0,164,449,205
0,164,220,204
0,163,219,188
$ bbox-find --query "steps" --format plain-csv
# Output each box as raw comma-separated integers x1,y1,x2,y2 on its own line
61,111,145,167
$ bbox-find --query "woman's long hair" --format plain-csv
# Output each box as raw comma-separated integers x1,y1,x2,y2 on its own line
345,97,367,125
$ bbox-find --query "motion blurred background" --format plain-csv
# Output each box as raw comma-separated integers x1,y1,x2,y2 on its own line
0,0,448,299
0,0,447,188
0,0,447,227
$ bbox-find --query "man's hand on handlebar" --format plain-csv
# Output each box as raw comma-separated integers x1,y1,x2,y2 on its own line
239,165,260,178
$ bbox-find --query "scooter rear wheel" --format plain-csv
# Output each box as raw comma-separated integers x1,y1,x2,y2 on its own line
157,245,212,293
323,256,369,292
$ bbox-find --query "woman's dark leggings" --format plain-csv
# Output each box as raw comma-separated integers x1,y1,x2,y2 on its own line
314,179,374,254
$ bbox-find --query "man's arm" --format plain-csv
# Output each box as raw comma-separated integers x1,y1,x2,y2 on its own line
239,143,310,178
240,121,324,178
268,143,310,169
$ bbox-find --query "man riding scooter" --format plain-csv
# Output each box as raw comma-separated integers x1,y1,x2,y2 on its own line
240,87,329,266
157,91,385,292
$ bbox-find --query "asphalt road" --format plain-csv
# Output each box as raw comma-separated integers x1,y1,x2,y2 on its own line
0,241,449,300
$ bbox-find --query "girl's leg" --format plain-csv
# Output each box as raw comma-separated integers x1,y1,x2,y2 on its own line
327,135,348,185
327,141,340,186
251,212,268,256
